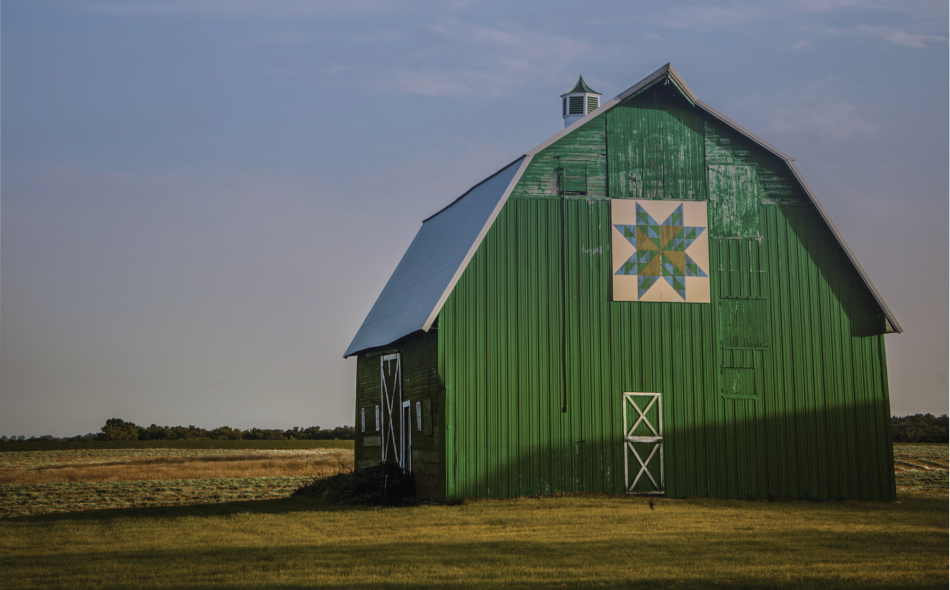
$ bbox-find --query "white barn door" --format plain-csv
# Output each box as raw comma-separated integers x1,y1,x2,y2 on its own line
623,392,665,495
380,354,402,465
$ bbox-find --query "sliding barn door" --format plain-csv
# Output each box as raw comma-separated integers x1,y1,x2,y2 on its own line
380,354,402,465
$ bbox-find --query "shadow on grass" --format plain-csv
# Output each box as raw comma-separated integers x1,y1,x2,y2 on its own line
3,495,375,523
1,530,946,590
5,489,943,526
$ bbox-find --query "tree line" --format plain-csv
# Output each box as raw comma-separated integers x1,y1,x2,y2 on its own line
1,418,355,442
891,413,947,443
1,415,945,444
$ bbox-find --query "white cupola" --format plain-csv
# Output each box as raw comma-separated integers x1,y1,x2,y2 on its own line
561,75,601,128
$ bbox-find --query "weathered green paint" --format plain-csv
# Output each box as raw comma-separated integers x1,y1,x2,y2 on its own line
435,85,895,502
355,77,896,503
708,164,761,238
606,84,706,200
513,114,607,199
704,119,807,205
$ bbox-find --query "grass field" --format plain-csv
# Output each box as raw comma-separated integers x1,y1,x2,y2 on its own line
893,444,949,494
0,443,945,519
0,448,353,518
0,493,946,589
0,444,945,588
0,439,354,452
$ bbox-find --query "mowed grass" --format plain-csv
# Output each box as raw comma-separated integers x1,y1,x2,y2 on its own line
893,444,948,494
0,448,354,485
0,439,354,452
0,494,946,589
0,449,353,517
0,477,315,517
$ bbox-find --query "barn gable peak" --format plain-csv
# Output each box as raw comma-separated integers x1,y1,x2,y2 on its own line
345,64,901,357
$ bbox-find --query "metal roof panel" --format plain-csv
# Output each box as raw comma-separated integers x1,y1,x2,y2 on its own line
343,157,526,357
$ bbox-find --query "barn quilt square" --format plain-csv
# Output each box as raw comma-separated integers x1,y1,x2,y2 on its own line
612,200,710,303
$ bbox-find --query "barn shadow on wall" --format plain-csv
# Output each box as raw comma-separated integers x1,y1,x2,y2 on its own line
444,400,896,503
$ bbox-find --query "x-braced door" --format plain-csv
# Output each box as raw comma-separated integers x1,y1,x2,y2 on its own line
623,393,664,495
380,354,402,466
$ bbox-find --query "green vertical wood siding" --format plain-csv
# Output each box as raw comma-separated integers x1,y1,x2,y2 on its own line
437,87,895,502
606,84,706,200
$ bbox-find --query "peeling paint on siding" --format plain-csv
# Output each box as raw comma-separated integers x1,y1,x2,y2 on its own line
708,164,761,238
607,84,705,200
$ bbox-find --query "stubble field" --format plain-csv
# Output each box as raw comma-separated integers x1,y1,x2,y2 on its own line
0,447,353,518
0,443,945,589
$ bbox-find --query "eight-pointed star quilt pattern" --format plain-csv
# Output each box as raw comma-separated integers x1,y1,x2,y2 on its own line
611,199,710,303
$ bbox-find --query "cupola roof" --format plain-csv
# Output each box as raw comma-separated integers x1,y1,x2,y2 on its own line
561,75,600,96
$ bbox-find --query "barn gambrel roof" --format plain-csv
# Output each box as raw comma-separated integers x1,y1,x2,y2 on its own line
344,64,901,358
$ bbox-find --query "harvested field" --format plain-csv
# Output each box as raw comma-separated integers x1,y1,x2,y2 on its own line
0,439,354,452
893,444,948,495
0,448,353,518
0,444,944,520
0,448,353,485
0,477,312,518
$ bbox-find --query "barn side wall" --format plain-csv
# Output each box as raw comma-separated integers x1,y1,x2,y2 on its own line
438,83,896,501
354,330,446,501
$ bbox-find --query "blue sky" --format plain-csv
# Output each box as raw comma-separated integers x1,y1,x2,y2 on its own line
2,0,947,436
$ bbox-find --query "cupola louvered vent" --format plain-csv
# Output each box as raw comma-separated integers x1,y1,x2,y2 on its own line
587,96,598,113
569,96,584,115
562,97,567,117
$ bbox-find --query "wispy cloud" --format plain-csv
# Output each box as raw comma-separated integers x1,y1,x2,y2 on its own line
367,21,594,97
763,79,875,142
651,5,767,31
647,0,947,39
792,39,810,51
828,24,948,48
76,0,409,17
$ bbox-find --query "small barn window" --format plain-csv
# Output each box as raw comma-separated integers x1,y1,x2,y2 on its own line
560,164,587,195
720,299,769,348
422,398,433,436
416,402,423,432
720,347,763,399
360,408,366,432
375,406,380,431
722,367,756,397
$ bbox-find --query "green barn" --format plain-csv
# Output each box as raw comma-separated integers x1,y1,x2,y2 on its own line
344,64,901,502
